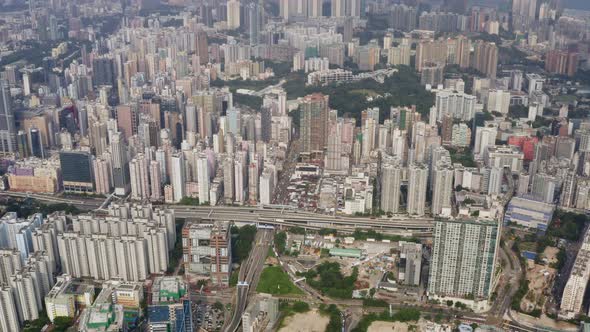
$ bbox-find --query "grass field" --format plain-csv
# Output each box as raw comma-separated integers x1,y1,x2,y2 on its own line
256,266,303,295
554,94,577,103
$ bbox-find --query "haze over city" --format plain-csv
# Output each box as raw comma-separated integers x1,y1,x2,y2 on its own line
0,0,590,331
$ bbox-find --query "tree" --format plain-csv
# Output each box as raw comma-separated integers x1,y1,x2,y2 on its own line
232,225,257,263
53,317,74,332
196,279,208,289
274,231,287,255
213,301,224,311
292,301,310,313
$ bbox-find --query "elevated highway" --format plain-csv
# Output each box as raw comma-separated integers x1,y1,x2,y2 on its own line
0,192,434,236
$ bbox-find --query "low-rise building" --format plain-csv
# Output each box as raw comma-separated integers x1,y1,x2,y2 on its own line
147,276,193,332
78,303,126,332
45,274,95,323
329,248,365,259
242,294,280,332
483,145,524,172
504,196,556,232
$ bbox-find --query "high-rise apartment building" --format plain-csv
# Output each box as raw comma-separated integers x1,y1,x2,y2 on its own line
149,160,163,201
472,41,498,79
93,156,113,195
474,125,498,156
487,89,510,115
0,284,20,331
300,93,330,153
380,156,402,214
545,50,578,77
431,163,454,216
170,152,186,203
227,0,241,29
0,249,22,284
428,218,500,301
560,227,590,318
130,154,150,201
197,153,210,204
407,164,428,216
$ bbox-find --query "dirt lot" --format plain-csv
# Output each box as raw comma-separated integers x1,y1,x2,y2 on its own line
367,321,411,332
543,246,559,265
520,249,558,312
367,319,437,332
279,310,329,332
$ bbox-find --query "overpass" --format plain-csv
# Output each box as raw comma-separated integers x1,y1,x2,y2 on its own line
173,206,434,236
0,192,434,236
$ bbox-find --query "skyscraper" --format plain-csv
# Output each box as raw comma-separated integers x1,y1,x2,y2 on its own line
300,93,330,153
248,2,260,46
474,125,497,156
261,106,271,143
0,80,16,155
428,218,500,301
331,0,345,17
431,163,454,216
248,162,259,204
407,164,428,216
93,156,113,195
560,227,590,318
11,270,41,322
380,156,402,214
129,154,150,201
111,132,130,195
150,160,163,201
170,152,186,203
59,151,95,193
197,154,210,204
223,157,235,203
0,284,20,331
227,0,241,29
473,41,498,79
92,57,115,87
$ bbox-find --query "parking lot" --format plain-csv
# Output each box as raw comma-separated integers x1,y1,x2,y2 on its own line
193,302,224,331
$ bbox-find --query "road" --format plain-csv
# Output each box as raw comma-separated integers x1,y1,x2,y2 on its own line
487,238,523,324
172,206,434,234
273,138,300,205
223,230,272,332
0,192,434,235
252,79,286,97
0,191,105,210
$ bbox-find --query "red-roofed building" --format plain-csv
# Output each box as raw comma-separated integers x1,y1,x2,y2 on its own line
508,136,538,161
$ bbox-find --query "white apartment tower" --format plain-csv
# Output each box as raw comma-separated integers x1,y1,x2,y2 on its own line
428,218,500,300
407,164,428,216
0,284,20,331
380,157,402,214
431,163,454,216
149,160,162,201
170,153,186,203
197,154,210,204
129,154,150,201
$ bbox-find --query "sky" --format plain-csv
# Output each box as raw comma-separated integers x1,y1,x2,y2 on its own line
564,0,590,10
